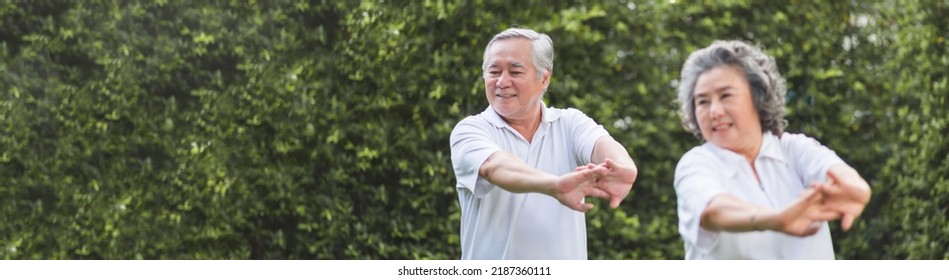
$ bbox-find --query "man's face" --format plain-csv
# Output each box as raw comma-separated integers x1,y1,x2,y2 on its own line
483,38,550,122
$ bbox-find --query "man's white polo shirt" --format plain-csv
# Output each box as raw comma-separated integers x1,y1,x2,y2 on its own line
450,103,608,259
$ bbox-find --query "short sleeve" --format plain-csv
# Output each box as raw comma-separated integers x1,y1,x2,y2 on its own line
674,148,729,254
563,108,609,164
780,133,847,185
450,117,501,198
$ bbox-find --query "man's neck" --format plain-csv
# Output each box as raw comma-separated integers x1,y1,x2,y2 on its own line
502,107,543,143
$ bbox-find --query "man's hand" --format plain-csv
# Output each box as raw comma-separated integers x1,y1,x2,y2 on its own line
552,165,611,212
576,158,637,208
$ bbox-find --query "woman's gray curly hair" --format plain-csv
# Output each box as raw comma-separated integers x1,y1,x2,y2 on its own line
676,40,788,138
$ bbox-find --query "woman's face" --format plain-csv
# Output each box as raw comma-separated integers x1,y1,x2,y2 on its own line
693,65,763,157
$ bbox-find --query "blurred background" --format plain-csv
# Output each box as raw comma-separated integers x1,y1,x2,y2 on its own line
1,0,946,259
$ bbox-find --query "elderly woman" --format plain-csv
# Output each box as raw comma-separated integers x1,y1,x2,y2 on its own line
673,40,871,259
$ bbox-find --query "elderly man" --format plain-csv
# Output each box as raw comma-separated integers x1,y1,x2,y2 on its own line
449,27,638,260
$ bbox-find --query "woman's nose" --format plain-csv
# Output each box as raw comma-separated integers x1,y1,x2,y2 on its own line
709,99,724,119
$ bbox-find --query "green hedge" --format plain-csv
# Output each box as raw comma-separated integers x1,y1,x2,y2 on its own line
1,0,945,259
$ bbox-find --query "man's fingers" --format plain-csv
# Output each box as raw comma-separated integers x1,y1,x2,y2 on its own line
841,215,855,231
799,187,822,203
609,195,623,209
826,168,842,185
817,183,844,197
565,196,590,212
576,202,594,212
576,163,598,172
572,160,635,210
810,181,830,191
603,158,616,169
805,222,822,236
811,209,841,221
576,165,607,180
585,187,610,200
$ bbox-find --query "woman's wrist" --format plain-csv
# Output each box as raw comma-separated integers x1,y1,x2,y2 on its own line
751,208,777,232
750,207,762,231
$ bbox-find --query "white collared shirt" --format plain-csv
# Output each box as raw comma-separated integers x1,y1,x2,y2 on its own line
674,132,846,259
449,103,608,260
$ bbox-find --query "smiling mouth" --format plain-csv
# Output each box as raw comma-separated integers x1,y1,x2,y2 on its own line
496,93,517,98
711,123,732,132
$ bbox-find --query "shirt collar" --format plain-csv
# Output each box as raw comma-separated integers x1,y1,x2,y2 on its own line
482,101,561,128
702,132,786,167
756,132,786,163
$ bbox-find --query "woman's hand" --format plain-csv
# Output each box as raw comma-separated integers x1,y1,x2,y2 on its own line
766,188,842,236
814,165,872,231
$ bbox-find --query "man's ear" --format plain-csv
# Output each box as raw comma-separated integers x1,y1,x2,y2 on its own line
541,69,552,88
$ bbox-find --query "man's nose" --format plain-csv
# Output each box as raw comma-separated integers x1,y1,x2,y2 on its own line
496,72,512,88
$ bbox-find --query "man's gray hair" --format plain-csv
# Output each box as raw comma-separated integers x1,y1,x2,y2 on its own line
482,28,554,81
676,40,788,138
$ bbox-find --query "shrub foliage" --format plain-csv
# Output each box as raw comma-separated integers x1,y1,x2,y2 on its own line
1,0,945,259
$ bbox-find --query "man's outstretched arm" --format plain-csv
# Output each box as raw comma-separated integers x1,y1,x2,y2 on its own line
589,135,638,208
479,151,611,212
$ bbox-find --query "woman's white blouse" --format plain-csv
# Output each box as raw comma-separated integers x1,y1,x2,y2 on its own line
674,132,846,259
